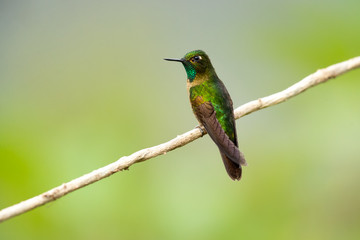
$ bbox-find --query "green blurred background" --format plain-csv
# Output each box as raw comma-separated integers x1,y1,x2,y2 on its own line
1,1,360,239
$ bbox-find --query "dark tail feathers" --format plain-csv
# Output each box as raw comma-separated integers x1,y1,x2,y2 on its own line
220,150,246,181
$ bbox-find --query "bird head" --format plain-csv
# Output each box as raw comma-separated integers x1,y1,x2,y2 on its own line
164,50,213,82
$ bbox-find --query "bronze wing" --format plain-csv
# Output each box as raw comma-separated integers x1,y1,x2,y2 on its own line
196,101,246,180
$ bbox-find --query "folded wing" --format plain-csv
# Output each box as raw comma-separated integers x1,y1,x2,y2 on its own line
196,101,246,180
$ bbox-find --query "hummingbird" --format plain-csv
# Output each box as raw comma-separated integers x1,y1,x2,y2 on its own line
165,50,247,180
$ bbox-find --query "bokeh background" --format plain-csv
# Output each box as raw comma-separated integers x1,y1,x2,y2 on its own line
1,1,360,239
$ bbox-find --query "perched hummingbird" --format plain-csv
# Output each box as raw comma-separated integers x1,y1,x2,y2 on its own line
165,50,247,180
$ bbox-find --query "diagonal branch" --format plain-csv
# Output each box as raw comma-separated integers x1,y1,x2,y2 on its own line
1,56,360,223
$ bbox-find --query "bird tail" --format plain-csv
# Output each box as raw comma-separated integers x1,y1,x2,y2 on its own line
220,150,246,181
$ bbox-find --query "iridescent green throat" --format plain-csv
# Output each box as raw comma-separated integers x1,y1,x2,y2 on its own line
183,62,196,82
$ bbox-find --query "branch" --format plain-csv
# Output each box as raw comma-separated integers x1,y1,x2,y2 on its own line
1,56,360,223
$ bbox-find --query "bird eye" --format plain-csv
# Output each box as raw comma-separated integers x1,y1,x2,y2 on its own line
192,56,202,62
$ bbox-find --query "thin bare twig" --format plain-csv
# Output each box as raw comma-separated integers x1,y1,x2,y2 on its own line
1,56,360,223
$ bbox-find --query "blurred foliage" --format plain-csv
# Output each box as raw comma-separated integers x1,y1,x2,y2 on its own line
1,1,360,239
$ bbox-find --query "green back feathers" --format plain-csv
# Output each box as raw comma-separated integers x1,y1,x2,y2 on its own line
189,78,235,142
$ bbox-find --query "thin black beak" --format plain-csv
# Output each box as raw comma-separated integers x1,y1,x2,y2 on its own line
164,58,184,62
